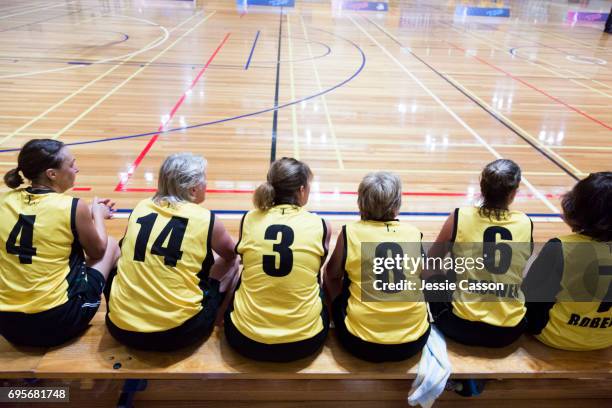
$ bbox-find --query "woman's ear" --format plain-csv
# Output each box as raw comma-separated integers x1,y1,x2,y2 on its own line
188,185,198,200
45,168,57,181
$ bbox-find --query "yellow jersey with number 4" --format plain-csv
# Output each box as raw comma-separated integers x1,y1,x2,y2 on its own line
0,188,81,313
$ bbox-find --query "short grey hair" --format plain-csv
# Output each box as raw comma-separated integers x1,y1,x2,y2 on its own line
358,172,402,221
153,153,207,206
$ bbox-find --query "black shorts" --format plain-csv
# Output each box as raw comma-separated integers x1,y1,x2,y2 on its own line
106,279,222,352
425,276,525,348
224,294,329,362
332,293,430,362
0,264,105,347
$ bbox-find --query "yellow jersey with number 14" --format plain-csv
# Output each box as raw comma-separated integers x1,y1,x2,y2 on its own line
108,198,214,333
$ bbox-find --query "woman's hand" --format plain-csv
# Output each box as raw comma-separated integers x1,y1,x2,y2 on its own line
91,196,116,220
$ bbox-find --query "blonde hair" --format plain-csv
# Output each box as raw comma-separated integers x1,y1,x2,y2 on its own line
358,172,402,221
153,153,207,206
253,157,312,211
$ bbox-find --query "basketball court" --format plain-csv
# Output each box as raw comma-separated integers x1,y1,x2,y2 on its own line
0,0,610,241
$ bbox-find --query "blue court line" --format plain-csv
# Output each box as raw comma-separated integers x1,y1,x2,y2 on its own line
0,27,366,154
244,30,261,70
114,209,561,218
6,37,330,69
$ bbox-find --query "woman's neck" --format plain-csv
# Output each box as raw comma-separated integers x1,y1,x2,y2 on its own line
30,181,58,192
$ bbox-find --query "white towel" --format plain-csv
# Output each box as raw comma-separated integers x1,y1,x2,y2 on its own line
407,326,452,408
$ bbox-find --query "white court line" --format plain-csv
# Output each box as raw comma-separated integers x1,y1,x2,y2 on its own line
299,15,344,170
0,2,55,17
0,14,171,80
349,16,560,214
0,1,73,21
454,27,612,98
0,15,186,146
51,11,216,140
286,16,300,160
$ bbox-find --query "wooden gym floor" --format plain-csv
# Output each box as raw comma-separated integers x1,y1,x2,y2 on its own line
0,0,610,241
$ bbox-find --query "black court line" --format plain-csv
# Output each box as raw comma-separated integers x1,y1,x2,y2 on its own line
365,17,580,182
270,8,284,163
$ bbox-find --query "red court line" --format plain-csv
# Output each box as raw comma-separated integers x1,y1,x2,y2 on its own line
114,33,232,192
72,187,91,191
121,187,561,199
447,42,612,131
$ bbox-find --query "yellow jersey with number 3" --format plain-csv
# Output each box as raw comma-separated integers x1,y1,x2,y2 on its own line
0,188,81,313
108,198,214,332
232,204,326,344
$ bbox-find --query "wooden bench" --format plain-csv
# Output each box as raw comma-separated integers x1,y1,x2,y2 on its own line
1,314,611,407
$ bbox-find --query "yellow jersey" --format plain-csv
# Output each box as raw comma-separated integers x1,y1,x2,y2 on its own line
451,207,532,327
232,204,326,344
535,234,612,351
343,220,429,344
108,198,214,332
0,188,82,313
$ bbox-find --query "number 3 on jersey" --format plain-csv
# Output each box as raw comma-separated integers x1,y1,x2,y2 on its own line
133,213,188,267
262,224,294,277
6,214,37,264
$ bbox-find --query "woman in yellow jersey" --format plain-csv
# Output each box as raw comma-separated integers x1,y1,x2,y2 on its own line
225,158,331,362
523,172,612,350
106,153,239,351
0,139,119,347
324,172,430,362
425,159,532,347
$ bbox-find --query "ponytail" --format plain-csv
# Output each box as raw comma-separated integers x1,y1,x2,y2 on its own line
253,181,275,211
3,139,65,188
253,158,312,211
4,168,24,189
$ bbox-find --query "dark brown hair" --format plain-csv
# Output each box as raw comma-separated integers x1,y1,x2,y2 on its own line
561,172,612,242
253,157,312,211
479,159,521,220
3,139,66,189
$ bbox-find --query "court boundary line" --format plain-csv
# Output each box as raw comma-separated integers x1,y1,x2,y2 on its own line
51,12,211,141
0,27,366,154
110,208,562,221
115,32,232,191
448,25,612,98
299,14,344,170
349,16,560,214
0,1,75,21
0,17,182,147
0,14,172,80
364,17,582,181
270,8,284,163
446,41,612,132
286,15,300,160
117,186,562,199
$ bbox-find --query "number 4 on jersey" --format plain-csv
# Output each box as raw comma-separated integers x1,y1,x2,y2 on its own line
133,213,188,267
6,214,37,264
